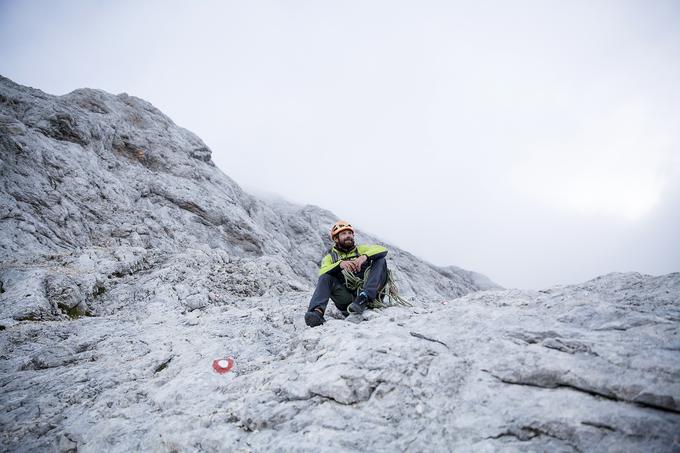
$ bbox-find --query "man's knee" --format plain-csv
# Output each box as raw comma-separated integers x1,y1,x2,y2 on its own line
372,256,387,270
321,272,341,281
309,273,343,311
316,273,341,288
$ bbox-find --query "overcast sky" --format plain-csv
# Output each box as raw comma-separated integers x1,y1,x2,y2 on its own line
1,0,679,289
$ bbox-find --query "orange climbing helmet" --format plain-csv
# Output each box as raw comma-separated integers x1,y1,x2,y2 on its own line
330,220,354,239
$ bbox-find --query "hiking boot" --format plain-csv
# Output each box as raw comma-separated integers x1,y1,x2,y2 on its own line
348,291,369,315
304,308,325,327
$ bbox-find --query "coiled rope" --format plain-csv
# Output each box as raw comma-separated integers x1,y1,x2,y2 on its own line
341,266,412,309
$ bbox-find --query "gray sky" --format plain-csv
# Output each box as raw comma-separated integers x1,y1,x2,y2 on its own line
2,0,679,289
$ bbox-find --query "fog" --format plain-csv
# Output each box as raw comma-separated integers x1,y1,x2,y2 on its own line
1,0,678,288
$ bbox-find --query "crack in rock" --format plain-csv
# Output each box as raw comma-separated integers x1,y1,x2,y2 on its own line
409,331,450,349
487,425,583,452
581,420,616,432
487,369,680,414
153,356,174,374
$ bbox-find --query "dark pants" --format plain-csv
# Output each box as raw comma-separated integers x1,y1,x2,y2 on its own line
308,257,388,314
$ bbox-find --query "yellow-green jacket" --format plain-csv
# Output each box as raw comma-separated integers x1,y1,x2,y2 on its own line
319,244,388,276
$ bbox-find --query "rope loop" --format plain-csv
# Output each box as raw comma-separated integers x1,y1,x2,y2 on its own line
340,266,412,309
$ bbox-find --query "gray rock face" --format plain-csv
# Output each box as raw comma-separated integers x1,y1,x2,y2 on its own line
1,76,678,452
0,75,493,323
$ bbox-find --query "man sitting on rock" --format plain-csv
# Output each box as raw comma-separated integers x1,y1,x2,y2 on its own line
304,220,389,327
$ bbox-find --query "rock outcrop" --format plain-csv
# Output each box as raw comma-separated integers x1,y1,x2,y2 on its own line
1,76,678,452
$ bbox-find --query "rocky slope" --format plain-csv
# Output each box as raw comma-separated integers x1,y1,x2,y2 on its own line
0,75,496,323
1,76,678,452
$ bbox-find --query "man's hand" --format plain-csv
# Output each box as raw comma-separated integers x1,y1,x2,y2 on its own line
340,255,368,273
353,254,368,271
339,260,356,272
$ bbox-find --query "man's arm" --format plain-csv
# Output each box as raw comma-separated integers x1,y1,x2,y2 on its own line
357,244,388,261
319,245,388,276
345,244,387,272
318,253,342,276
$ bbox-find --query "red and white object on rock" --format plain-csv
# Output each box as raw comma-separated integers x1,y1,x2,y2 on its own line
212,357,234,374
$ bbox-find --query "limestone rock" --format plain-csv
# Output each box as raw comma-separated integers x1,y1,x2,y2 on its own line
1,76,678,452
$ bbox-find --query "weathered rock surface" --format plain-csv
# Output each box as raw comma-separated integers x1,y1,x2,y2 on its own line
0,74,494,323
1,76,678,452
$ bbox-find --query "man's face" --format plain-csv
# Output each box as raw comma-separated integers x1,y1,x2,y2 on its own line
335,230,355,249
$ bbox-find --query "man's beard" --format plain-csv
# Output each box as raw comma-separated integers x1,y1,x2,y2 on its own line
337,236,355,251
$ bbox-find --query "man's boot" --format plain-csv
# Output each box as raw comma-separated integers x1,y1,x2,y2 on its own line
305,307,325,327
348,291,369,315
